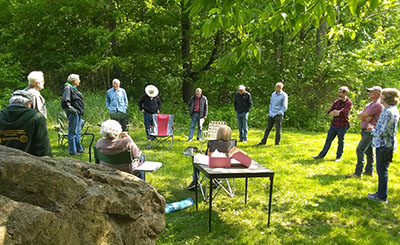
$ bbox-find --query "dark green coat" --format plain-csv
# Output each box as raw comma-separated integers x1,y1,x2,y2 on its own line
0,105,52,157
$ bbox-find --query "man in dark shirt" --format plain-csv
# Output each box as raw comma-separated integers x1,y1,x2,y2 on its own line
61,74,85,156
0,90,52,157
312,86,353,161
234,85,253,143
138,85,161,140
188,88,208,142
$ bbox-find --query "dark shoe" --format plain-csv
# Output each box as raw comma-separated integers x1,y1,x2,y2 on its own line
186,181,197,190
363,172,374,177
346,173,361,178
312,155,323,159
257,141,266,146
367,193,387,203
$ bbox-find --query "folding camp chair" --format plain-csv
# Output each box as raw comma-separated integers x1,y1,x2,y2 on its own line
93,146,162,178
186,139,237,201
54,111,69,148
54,111,95,162
200,121,227,152
148,114,174,150
110,112,129,131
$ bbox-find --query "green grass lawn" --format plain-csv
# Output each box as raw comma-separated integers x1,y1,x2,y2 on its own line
48,126,400,244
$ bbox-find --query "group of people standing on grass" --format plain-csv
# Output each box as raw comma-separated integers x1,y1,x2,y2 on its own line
0,71,399,202
311,85,400,203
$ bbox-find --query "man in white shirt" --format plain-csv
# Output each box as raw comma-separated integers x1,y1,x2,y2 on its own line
24,71,47,118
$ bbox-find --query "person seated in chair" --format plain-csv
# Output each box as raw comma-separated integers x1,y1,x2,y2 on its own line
96,120,145,180
0,90,52,157
186,125,234,190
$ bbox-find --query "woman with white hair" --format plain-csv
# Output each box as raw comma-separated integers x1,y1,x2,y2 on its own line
367,88,400,203
96,120,145,180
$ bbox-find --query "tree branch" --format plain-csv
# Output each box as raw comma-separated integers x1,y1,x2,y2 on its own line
194,30,222,75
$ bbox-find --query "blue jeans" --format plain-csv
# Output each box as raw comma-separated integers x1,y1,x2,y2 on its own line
375,147,392,200
67,113,83,155
237,112,249,141
355,129,374,175
189,113,201,140
143,113,154,137
318,124,349,159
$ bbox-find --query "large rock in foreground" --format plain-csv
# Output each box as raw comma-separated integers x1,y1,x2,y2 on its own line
0,145,165,245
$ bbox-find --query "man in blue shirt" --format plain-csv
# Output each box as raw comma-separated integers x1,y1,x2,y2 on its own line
258,82,288,146
106,79,129,131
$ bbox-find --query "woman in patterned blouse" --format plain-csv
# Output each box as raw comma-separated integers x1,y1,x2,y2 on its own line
367,88,400,203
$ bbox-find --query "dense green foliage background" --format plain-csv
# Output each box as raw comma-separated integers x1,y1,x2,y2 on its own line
1,0,400,131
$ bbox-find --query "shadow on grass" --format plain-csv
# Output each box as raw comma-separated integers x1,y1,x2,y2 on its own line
309,173,346,185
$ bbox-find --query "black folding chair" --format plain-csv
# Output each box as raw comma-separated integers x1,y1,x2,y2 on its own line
54,111,95,162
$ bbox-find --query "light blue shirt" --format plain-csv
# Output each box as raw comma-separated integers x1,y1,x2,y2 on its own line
106,88,128,113
268,91,288,117
371,105,399,151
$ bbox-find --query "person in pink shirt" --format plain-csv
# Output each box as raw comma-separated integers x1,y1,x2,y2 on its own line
347,86,384,178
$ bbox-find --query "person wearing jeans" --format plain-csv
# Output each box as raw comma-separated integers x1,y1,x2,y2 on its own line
67,113,83,154
188,88,208,141
347,86,384,178
61,74,85,156
138,85,161,140
312,86,353,161
258,82,288,146
234,85,252,143
367,88,400,203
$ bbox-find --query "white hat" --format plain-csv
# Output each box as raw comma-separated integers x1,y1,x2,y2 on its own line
145,85,159,97
367,86,382,93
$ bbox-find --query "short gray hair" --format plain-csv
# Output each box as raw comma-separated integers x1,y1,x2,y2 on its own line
339,86,349,95
27,71,44,86
275,82,284,88
196,88,202,93
112,79,120,85
67,74,80,83
9,90,33,106
100,120,122,139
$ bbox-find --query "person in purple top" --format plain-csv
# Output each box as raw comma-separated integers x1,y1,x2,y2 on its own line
347,86,384,178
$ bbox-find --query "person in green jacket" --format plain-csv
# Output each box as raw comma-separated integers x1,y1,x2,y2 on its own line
0,90,52,157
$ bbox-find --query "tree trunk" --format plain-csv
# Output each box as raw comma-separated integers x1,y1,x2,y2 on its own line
181,0,194,102
316,17,327,63
107,0,122,81
273,30,283,81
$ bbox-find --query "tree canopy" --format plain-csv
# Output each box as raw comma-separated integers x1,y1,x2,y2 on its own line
1,0,399,130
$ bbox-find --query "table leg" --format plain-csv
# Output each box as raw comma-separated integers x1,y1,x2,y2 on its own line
195,171,198,212
268,176,274,227
209,177,213,232
245,177,248,205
